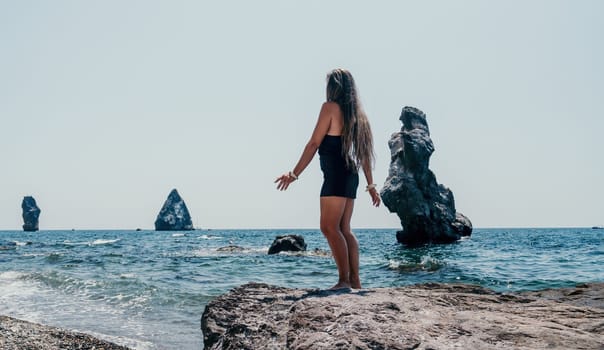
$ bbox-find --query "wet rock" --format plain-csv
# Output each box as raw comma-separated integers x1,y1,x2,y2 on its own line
216,245,247,253
21,196,41,232
154,189,194,231
200,282,604,350
381,106,472,245
268,234,307,255
310,248,331,257
453,212,473,236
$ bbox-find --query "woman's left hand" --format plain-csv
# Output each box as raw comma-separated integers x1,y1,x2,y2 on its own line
368,187,381,207
275,173,296,191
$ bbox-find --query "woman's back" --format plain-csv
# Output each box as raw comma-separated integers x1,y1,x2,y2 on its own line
323,102,344,136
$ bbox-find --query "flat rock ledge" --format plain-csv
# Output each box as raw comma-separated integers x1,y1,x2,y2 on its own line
201,282,603,350
0,315,130,350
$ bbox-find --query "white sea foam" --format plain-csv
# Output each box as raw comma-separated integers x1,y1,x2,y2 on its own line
77,330,154,350
0,271,48,322
91,239,120,245
0,270,154,349
172,233,186,237
277,249,332,258
63,240,89,246
387,257,443,272
14,241,32,246
198,234,222,240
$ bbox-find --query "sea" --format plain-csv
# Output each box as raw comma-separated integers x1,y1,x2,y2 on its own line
0,228,602,349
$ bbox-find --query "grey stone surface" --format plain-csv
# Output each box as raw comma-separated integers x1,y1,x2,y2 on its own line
268,234,307,255
381,106,472,245
201,282,604,350
154,189,194,231
21,196,41,232
0,315,130,350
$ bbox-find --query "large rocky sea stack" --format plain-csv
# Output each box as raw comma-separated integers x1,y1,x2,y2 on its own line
381,107,472,245
21,196,41,232
154,189,194,231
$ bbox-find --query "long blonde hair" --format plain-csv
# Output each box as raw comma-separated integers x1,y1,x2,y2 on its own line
326,68,375,170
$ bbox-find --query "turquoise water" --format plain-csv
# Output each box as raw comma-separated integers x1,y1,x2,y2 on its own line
0,228,602,349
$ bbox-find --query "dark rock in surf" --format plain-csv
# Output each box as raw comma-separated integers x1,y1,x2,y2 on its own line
453,212,473,236
268,234,307,255
381,107,472,245
154,189,194,231
216,245,247,253
22,196,41,232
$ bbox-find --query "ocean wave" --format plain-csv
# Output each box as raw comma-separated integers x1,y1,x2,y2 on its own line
92,239,120,245
198,234,222,240
184,245,270,257
0,241,17,250
78,331,154,350
61,239,121,247
0,270,27,282
0,271,47,302
387,256,445,272
172,233,186,237
45,253,64,263
271,248,332,258
0,270,157,350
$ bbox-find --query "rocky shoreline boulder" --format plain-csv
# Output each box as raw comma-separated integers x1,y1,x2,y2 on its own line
381,106,472,245
21,196,41,232
200,282,603,350
268,234,307,255
0,315,130,349
154,189,194,231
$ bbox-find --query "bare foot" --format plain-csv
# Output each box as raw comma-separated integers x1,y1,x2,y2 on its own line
350,278,362,289
329,282,352,290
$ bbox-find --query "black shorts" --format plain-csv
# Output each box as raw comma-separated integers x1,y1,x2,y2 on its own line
320,170,359,199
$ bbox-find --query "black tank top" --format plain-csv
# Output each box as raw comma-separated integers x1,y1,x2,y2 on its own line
319,135,354,174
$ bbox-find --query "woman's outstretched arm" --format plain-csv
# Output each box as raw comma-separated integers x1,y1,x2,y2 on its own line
275,102,335,191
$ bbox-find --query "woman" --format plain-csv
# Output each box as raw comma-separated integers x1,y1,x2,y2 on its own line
275,68,380,290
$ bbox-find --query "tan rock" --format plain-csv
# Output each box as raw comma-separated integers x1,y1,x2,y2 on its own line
201,282,604,350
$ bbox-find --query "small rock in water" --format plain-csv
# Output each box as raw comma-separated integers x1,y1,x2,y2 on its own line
311,248,331,257
21,196,41,232
268,234,307,255
154,189,194,231
216,245,246,253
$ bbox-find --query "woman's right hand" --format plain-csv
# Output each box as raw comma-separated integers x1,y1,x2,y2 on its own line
274,173,296,191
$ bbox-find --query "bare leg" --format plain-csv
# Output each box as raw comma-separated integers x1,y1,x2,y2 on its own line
320,196,351,289
340,198,361,289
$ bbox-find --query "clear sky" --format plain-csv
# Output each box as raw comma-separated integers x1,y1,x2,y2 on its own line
1,1,602,230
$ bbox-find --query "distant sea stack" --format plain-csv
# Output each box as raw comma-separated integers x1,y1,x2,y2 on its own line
381,107,472,245
154,189,194,231
21,196,41,232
